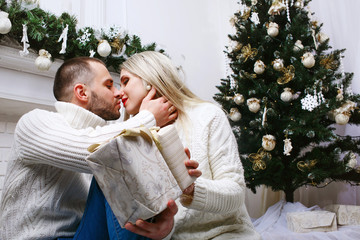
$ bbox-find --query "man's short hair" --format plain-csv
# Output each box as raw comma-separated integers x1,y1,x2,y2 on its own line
53,57,105,101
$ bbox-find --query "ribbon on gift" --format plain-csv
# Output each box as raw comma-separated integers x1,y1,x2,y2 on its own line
88,126,162,153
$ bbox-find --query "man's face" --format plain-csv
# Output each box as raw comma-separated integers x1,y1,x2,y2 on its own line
87,62,121,120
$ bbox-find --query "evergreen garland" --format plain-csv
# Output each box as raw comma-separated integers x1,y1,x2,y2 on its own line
0,0,164,72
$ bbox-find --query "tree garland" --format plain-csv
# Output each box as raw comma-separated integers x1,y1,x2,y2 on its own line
0,0,164,72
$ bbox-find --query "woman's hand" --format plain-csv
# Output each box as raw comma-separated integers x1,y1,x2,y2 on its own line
181,148,202,205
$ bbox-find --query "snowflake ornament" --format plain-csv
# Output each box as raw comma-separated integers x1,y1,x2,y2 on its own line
301,94,319,111
77,28,92,46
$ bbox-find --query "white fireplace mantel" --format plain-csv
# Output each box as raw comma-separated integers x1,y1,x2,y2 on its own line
0,44,119,122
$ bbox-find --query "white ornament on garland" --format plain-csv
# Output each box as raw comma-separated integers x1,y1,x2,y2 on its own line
89,49,96,57
247,98,261,113
280,87,293,102
35,49,52,71
283,137,293,156
301,52,315,68
58,24,69,54
19,24,30,57
97,40,112,57
254,60,266,74
262,134,276,151
229,108,242,122
0,11,12,34
272,58,284,71
234,93,245,105
267,22,279,37
301,93,319,111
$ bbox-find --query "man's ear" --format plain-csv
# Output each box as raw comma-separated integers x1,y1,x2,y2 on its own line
73,83,89,104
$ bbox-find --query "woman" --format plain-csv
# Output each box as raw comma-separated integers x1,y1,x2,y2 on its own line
119,51,261,240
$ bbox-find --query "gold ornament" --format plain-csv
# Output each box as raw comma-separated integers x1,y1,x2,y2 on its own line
297,160,317,172
240,44,258,62
320,55,339,70
277,65,295,85
240,7,251,20
268,0,286,15
248,148,272,171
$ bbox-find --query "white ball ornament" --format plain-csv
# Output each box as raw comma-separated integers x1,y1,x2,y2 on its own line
0,11,12,34
35,49,52,71
294,0,304,8
316,32,329,44
262,134,276,151
301,52,315,68
97,40,112,57
272,59,284,71
293,40,304,52
247,98,261,113
229,108,242,122
267,22,279,37
280,88,293,102
335,113,349,125
254,60,266,74
234,93,245,105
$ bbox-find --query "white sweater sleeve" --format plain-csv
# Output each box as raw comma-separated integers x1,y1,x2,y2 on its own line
188,107,246,214
16,109,155,173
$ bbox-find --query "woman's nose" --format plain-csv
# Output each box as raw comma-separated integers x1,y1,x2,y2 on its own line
114,88,123,98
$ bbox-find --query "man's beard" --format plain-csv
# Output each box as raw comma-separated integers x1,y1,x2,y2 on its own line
88,91,120,121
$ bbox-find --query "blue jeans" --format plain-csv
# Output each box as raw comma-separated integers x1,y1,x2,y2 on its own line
58,177,150,240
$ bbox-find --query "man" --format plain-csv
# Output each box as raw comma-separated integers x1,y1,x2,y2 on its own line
0,57,197,239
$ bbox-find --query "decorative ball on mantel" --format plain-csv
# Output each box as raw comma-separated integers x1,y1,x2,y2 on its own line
97,40,112,57
0,11,12,34
35,49,52,71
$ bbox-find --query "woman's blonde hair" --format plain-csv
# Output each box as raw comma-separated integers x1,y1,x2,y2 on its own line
120,51,205,126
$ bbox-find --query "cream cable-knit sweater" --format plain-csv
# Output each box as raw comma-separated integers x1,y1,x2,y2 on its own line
172,103,261,240
0,101,155,240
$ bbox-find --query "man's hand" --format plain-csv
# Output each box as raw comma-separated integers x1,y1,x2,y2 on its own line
124,199,178,240
139,88,177,127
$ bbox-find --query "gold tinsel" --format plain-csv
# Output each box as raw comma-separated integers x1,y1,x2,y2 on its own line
297,159,317,172
240,44,258,62
277,65,295,85
110,37,125,53
248,147,272,171
320,55,339,70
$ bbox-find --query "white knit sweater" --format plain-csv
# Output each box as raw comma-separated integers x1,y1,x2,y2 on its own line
172,103,261,240
0,102,156,240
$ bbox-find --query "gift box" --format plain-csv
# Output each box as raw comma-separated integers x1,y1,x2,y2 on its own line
86,125,194,227
286,211,337,233
323,204,360,226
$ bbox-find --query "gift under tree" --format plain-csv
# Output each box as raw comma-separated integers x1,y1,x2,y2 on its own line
214,0,360,202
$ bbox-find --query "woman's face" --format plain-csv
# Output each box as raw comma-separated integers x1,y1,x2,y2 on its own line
119,69,148,115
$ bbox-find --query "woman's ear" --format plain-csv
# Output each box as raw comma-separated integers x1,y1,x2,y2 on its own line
73,83,89,104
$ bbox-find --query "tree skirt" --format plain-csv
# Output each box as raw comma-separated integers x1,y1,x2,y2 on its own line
253,200,360,240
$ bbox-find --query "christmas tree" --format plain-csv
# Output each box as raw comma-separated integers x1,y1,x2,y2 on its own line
214,0,360,202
